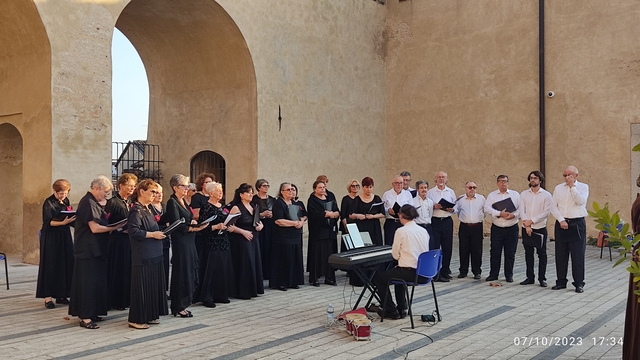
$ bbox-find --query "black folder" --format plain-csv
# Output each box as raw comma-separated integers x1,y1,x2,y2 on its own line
288,204,300,221
52,210,76,222
391,202,401,218
253,205,261,227
438,198,456,210
491,197,517,213
522,231,545,248
163,218,186,235
258,198,275,213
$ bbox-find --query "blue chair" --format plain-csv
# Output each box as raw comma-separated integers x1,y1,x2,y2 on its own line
0,252,8,290
382,249,442,329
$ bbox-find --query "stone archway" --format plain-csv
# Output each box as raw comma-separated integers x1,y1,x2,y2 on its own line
115,0,258,194
0,0,51,263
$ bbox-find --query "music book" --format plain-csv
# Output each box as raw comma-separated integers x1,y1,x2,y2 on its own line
189,214,217,227
342,234,354,250
346,223,366,248
438,198,456,209
253,204,260,227
367,201,385,214
323,200,335,211
391,202,401,218
522,232,545,248
52,210,76,222
218,213,241,234
110,218,128,227
360,231,373,246
257,198,275,213
491,197,517,213
163,217,186,235
288,204,300,221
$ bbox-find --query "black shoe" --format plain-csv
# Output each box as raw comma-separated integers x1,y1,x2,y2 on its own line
324,280,337,286
443,274,453,280
277,286,287,291
203,301,217,308
398,309,408,319
213,299,231,304
45,301,55,309
551,285,567,290
520,279,535,285
485,276,498,281
540,281,547,287
457,273,467,278
290,285,300,289
506,277,513,283
473,274,481,280
575,286,584,293
79,320,99,329
56,298,70,305
377,309,400,320
311,281,320,287
173,310,193,318
436,277,450,282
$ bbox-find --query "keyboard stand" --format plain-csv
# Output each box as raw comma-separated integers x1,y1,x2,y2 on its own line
351,261,391,310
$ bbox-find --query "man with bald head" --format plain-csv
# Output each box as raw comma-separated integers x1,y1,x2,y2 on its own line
550,165,589,293
382,175,413,246
427,171,457,282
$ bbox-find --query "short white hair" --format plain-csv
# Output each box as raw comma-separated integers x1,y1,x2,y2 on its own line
90,175,112,191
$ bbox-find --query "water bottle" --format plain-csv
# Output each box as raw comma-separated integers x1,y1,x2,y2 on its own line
326,303,334,325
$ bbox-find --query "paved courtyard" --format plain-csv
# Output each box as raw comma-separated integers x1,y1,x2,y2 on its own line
0,237,628,359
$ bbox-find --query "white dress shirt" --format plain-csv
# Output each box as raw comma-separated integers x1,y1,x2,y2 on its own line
484,189,520,227
520,188,553,229
455,194,486,224
382,188,413,219
427,186,457,218
550,180,589,221
392,220,430,269
412,195,433,225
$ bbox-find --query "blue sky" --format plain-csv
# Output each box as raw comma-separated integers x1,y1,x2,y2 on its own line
111,28,149,145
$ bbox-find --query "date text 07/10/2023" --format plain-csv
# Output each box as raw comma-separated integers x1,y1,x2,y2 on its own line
513,337,623,347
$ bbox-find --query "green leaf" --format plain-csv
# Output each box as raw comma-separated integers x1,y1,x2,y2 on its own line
632,143,640,152
614,257,627,267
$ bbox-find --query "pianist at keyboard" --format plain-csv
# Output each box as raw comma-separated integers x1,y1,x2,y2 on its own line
373,204,430,320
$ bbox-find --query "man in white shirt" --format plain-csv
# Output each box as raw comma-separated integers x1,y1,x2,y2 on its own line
382,175,414,246
412,180,434,239
484,175,520,283
374,205,429,320
550,165,589,293
519,171,553,287
427,171,456,282
401,171,417,197
454,181,486,280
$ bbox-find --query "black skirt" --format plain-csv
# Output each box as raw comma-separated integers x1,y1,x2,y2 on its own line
307,237,336,282
107,231,131,309
269,241,304,289
196,249,236,303
36,226,74,299
68,257,108,319
229,232,264,299
128,256,168,324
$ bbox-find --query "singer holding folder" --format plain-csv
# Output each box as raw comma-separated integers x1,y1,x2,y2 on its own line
484,175,520,283
427,171,457,282
382,175,413,246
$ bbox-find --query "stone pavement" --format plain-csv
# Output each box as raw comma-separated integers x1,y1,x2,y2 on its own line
0,237,628,359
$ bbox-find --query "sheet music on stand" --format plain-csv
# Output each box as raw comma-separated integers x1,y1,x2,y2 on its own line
163,218,186,235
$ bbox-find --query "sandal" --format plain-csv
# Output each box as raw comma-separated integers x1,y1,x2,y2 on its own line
79,320,99,329
45,301,55,309
128,322,149,329
147,319,160,325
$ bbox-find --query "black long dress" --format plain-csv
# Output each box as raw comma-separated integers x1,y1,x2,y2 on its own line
270,198,305,289
229,203,264,299
69,192,110,320
127,202,168,324
191,192,209,257
166,194,198,314
349,195,384,246
36,195,75,300
306,194,338,283
195,202,236,304
105,193,132,310
150,203,170,290
252,194,275,280
339,195,356,252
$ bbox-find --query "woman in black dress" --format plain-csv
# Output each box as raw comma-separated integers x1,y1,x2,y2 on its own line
339,179,361,252
252,179,275,280
149,184,171,289
349,177,385,246
228,183,264,299
196,182,236,307
306,180,340,286
69,175,126,329
191,173,214,256
36,179,76,308
166,174,207,317
127,179,168,329
270,183,306,291
105,173,137,310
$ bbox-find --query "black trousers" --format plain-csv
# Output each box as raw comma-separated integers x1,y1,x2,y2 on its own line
374,267,421,313
554,218,586,287
383,219,402,246
431,217,453,276
417,223,434,241
489,223,519,278
458,222,483,275
522,227,547,282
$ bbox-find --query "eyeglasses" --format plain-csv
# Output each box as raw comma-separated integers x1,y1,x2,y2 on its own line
150,190,159,195
350,184,361,188
562,174,573,177
392,182,403,185
497,180,508,183
467,186,477,189
261,184,270,188
177,184,189,189
283,188,293,192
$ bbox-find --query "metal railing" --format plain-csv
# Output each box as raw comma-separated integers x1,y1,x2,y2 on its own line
112,141,163,183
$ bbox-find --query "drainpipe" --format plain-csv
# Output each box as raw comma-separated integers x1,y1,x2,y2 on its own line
539,0,546,177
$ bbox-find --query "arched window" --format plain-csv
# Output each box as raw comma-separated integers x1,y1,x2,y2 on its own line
190,151,226,190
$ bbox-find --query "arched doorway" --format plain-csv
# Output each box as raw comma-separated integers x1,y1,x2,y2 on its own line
191,151,226,192
0,0,51,263
115,0,258,194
